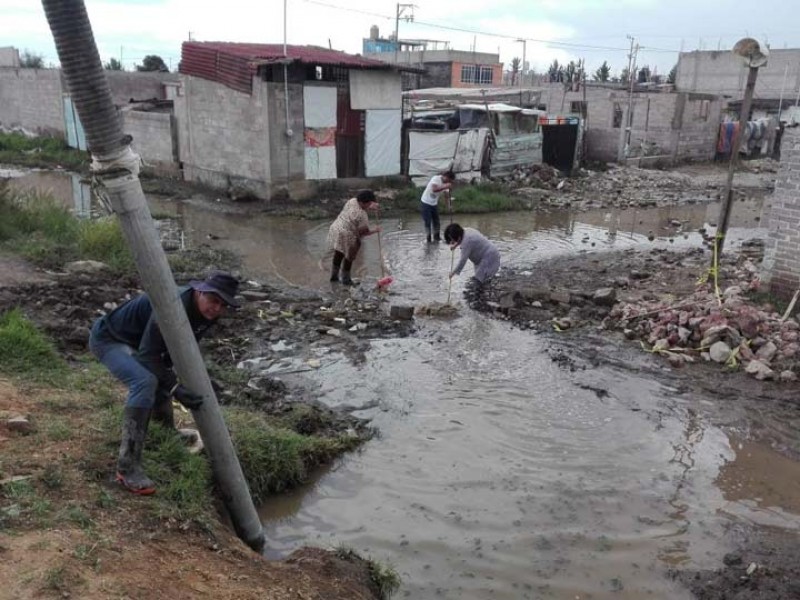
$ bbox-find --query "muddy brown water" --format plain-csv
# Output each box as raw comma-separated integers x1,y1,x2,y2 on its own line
6,168,799,599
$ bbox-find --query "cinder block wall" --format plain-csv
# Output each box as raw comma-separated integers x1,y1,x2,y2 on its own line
762,126,800,299
122,110,176,171
0,68,65,136
175,75,271,196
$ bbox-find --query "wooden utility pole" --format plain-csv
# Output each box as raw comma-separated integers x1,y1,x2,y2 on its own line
41,0,265,552
715,66,759,260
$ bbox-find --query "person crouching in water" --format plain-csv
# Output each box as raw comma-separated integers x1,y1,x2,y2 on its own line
88,271,240,495
328,189,381,285
420,170,454,243
444,223,501,286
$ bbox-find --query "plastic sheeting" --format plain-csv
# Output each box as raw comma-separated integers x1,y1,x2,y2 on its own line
303,85,337,127
350,70,401,110
408,131,459,177
304,146,336,180
408,129,490,181
365,109,401,176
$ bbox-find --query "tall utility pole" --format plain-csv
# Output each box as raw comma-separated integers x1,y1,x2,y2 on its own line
623,35,639,160
515,38,527,106
40,0,266,553
394,3,415,63
715,38,768,264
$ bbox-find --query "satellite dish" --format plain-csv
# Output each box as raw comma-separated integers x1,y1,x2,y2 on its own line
732,38,769,68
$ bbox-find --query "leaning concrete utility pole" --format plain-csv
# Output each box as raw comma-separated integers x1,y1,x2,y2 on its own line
41,0,265,552
714,38,767,262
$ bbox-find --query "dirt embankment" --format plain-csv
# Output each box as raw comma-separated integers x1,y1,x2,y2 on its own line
0,260,411,599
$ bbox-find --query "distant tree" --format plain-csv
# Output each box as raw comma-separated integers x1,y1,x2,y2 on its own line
637,65,651,83
593,60,611,82
562,59,585,90
20,50,45,69
547,59,564,83
618,66,630,85
104,57,124,71
667,64,678,84
136,54,169,72
510,57,520,85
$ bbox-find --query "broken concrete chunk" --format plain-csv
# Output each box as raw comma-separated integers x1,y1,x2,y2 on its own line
745,360,774,381
592,288,617,307
6,416,33,434
389,305,415,320
549,289,571,305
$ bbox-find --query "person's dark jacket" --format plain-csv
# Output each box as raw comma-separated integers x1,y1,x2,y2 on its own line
94,286,215,386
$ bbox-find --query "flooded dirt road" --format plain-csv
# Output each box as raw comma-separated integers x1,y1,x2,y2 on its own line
6,168,799,599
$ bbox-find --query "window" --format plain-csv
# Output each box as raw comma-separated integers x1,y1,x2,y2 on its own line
613,103,623,128
696,99,710,121
570,101,587,118
460,64,493,84
460,64,476,84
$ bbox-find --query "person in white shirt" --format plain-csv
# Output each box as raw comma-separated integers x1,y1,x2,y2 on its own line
419,170,454,243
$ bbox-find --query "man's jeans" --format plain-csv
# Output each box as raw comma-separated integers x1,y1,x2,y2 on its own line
420,202,440,238
89,320,158,409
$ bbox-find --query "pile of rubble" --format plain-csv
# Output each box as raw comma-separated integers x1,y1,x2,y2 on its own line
500,163,725,211
605,259,799,381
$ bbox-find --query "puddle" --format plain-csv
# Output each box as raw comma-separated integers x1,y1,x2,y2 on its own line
1,168,92,219
715,437,800,530
6,167,796,599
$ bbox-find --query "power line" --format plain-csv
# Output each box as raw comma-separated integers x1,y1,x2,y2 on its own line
300,0,681,54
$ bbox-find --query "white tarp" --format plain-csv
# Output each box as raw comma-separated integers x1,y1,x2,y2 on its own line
408,131,459,177
303,85,337,127
365,109,401,176
304,146,336,180
350,70,401,110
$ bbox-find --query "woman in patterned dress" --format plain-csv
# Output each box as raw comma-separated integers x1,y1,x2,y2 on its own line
327,189,381,285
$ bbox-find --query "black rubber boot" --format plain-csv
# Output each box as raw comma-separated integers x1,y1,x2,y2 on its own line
151,388,175,430
116,406,156,495
433,231,441,242
330,252,344,282
341,259,355,286
426,234,432,243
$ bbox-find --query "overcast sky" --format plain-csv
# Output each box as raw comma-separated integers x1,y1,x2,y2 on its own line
3,0,797,76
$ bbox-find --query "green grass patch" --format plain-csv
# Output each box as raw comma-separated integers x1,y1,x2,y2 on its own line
144,423,213,522
335,545,401,599
225,408,362,504
392,182,526,214
0,308,67,380
45,417,73,442
0,132,89,172
0,187,134,273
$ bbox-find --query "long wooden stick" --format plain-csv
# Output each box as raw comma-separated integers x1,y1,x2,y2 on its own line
447,249,455,305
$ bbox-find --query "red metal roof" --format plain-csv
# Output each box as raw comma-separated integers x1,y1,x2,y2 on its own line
180,42,392,94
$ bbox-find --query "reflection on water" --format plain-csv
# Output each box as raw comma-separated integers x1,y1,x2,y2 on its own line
2,168,92,219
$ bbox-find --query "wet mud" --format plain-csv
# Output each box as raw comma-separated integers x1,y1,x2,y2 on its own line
468,246,800,600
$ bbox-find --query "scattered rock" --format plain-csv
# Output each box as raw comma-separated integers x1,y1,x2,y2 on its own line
592,288,617,307
549,289,571,305
779,370,797,382
709,341,732,364
755,341,778,362
6,416,33,434
240,290,271,301
745,360,774,381
389,305,415,320
64,260,109,274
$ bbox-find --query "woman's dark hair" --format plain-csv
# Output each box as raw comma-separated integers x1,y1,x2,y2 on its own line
357,189,376,204
442,170,455,181
444,223,464,244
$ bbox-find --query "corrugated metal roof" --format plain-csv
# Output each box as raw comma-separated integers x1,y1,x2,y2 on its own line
180,42,393,94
